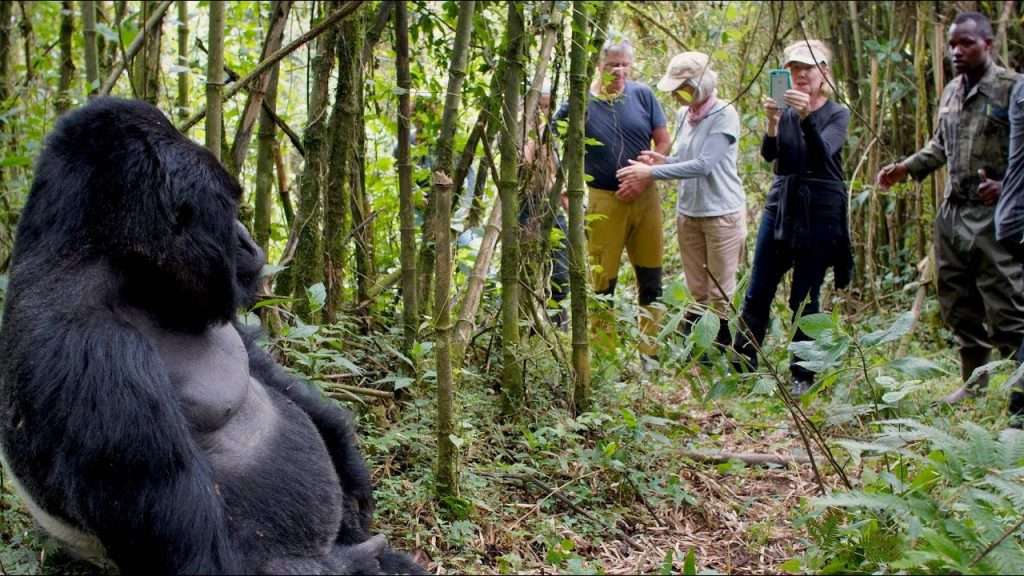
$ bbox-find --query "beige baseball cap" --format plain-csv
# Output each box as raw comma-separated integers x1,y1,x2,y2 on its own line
784,40,830,67
656,52,711,92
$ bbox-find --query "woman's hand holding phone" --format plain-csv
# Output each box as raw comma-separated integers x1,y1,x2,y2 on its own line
783,89,812,119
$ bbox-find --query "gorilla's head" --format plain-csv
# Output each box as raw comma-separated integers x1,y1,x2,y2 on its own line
19,98,265,332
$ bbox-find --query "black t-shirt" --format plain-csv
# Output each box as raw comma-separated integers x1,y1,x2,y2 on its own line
554,81,667,191
760,99,850,182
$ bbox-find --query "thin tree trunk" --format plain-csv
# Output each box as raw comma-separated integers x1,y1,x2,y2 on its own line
290,2,340,323
106,1,127,79
350,11,374,328
930,10,946,212
18,2,32,83
179,1,362,132
360,0,393,65
0,0,11,262
254,2,285,254
274,142,295,226
176,0,188,119
566,1,592,415
522,1,560,143
323,10,361,323
98,0,172,96
56,0,74,114
498,1,524,413
143,1,162,104
997,1,1014,67
519,0,561,294
434,0,475,503
205,0,225,159
453,199,501,366
420,44,505,316
81,1,99,97
228,0,292,178
913,1,929,262
864,56,879,298
395,0,417,365
132,1,162,104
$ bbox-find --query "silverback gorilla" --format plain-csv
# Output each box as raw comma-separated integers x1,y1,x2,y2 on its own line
0,98,424,575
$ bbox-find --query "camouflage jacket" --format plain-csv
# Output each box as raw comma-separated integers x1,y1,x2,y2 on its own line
905,62,1021,203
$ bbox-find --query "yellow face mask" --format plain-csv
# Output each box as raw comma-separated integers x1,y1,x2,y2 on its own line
674,87,695,105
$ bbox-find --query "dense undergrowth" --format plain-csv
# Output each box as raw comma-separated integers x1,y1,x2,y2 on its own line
4,269,1024,574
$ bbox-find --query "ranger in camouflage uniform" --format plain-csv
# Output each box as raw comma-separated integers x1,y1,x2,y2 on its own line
878,12,1024,410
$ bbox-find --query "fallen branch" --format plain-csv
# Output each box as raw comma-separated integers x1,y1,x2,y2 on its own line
680,449,811,467
323,381,394,400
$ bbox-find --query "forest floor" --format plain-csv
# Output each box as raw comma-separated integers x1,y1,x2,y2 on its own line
3,295,1020,575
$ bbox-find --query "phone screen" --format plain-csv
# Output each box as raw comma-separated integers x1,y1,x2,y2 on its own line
769,69,791,107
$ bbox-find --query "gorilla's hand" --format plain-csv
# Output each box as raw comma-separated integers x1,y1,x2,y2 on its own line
330,534,387,574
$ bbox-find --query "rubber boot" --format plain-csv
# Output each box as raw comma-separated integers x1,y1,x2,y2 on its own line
637,304,664,358
943,347,991,405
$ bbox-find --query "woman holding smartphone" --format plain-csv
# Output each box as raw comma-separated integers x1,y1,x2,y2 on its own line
617,52,746,351
732,39,852,396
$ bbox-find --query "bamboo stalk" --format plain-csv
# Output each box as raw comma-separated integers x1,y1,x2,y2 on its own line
205,0,225,159
395,0,417,365
81,0,99,97
227,0,292,177
453,199,502,366
98,0,172,96
498,1,525,412
176,0,189,119
178,1,363,132
434,0,476,502
566,1,593,415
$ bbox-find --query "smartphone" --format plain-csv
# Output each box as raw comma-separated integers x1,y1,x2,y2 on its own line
769,69,791,108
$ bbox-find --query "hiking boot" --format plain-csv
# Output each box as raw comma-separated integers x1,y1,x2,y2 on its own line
940,347,991,405
1009,390,1024,428
942,386,977,406
790,378,813,397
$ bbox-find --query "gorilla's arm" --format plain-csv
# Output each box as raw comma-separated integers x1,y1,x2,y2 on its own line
6,312,240,574
238,324,375,540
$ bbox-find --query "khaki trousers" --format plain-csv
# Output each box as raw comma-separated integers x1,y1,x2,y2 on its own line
587,186,664,355
676,210,747,312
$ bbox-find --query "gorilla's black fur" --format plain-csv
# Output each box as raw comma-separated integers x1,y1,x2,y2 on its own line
0,98,423,575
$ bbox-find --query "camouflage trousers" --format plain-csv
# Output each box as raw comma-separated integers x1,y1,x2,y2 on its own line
935,201,1024,358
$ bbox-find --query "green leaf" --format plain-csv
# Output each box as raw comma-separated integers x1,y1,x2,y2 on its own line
284,322,318,340
306,283,326,313
859,311,914,347
683,548,697,576
887,357,947,378
331,356,364,376
779,558,801,574
620,408,638,429
693,310,720,350
798,312,834,339
659,550,675,575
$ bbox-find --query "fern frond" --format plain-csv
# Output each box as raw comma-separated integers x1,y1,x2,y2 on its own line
877,418,964,451
999,428,1024,468
984,475,1024,510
